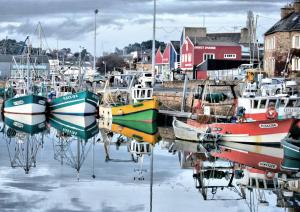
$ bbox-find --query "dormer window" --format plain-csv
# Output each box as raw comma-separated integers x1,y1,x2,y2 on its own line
293,35,300,49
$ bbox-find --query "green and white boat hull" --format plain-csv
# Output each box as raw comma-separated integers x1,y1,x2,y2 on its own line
4,113,46,135
49,91,99,115
281,138,300,171
49,114,99,140
3,95,47,115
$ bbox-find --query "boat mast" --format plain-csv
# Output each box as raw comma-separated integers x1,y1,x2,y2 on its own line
38,22,42,55
94,9,99,74
26,38,31,95
151,0,156,86
150,144,154,212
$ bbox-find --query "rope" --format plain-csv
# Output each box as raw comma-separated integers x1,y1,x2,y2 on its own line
160,101,178,111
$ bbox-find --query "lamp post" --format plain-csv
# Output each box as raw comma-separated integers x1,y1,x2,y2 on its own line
140,44,144,71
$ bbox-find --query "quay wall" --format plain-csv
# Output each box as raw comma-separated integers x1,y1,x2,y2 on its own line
153,90,194,111
162,80,202,89
158,127,175,140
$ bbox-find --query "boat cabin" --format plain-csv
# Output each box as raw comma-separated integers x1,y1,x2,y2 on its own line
238,95,300,121
129,140,152,157
237,168,279,190
131,84,153,103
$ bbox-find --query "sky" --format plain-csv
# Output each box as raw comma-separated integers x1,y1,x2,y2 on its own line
0,0,289,55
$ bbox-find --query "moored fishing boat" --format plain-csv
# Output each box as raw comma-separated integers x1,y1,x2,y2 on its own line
188,118,294,144
3,42,47,115
48,90,99,115
281,138,300,171
99,76,160,123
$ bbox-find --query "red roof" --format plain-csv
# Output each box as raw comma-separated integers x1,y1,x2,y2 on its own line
155,48,163,65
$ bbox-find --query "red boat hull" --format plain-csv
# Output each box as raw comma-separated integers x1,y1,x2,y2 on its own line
212,146,283,173
187,119,293,143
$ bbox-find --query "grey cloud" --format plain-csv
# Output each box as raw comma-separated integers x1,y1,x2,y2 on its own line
0,0,283,40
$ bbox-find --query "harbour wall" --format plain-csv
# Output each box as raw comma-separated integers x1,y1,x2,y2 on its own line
153,90,194,112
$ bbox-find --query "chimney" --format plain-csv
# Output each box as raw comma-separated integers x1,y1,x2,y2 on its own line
281,5,294,19
295,0,300,13
240,28,249,44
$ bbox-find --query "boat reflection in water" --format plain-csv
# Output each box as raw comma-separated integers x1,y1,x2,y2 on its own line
99,119,160,180
49,114,99,179
3,113,47,174
167,135,300,210
209,141,300,210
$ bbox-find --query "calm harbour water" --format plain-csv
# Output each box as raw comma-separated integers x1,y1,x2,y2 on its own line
0,114,295,212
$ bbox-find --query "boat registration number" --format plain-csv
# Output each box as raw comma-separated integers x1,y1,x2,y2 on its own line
284,108,300,113
63,94,78,101
13,100,24,106
13,121,24,129
258,162,277,170
38,100,46,105
259,123,278,129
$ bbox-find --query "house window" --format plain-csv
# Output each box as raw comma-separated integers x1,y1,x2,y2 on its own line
188,53,192,62
264,57,275,72
185,41,189,51
224,54,236,59
265,36,275,50
293,35,300,49
292,57,300,71
182,54,186,62
203,53,215,61
271,58,275,72
185,54,188,62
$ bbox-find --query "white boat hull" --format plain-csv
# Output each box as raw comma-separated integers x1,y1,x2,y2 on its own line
4,103,46,114
51,102,96,115
221,132,288,143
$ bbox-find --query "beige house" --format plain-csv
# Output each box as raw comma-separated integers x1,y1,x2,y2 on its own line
264,0,300,76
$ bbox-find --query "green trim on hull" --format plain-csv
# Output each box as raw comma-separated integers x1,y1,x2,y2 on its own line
112,109,157,122
112,120,158,134
4,116,46,135
49,91,99,111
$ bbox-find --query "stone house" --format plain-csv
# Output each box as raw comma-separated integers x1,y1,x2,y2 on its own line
264,0,300,76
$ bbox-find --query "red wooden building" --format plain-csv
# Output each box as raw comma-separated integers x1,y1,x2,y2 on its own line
180,36,242,78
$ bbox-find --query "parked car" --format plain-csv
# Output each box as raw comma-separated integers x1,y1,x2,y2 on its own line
155,74,163,83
